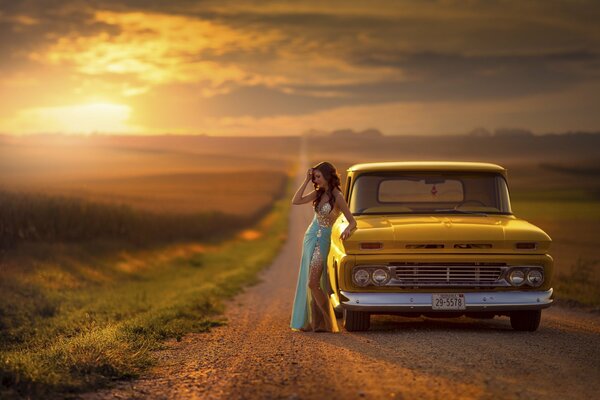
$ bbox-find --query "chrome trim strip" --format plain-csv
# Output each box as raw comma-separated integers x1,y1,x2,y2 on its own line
339,289,553,312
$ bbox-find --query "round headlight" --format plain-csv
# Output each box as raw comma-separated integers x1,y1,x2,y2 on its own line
509,269,525,286
372,268,390,286
353,269,371,287
527,269,544,287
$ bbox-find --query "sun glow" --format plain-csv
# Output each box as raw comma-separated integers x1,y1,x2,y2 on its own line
6,103,138,134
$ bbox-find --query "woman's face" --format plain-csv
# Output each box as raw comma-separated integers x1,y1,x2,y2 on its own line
312,169,327,188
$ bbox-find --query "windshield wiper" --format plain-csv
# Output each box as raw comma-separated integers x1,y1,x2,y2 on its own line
432,209,489,215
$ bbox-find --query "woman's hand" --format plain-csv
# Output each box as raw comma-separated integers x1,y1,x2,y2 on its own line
306,168,313,182
340,226,354,240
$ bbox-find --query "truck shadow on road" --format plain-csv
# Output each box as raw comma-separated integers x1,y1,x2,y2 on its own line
365,314,514,332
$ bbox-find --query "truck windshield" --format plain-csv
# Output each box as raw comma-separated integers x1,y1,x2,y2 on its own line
349,172,512,215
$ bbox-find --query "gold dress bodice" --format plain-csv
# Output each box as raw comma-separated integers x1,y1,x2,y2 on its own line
315,202,340,228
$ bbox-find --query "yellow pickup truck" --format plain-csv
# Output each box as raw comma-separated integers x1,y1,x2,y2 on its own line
328,162,553,332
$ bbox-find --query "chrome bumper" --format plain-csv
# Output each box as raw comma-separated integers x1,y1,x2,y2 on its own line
339,289,553,312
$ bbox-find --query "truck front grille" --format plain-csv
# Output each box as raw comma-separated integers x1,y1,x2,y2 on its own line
389,262,507,287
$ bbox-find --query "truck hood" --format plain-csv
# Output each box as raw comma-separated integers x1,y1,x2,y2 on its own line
337,214,552,255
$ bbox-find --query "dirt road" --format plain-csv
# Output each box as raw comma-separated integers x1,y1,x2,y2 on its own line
82,168,600,400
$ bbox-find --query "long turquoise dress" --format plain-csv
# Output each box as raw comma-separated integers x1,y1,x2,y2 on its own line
290,202,340,332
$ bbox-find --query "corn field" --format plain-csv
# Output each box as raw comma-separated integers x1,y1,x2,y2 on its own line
0,186,283,250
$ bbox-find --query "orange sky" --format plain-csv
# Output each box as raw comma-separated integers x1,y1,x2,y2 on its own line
0,1,599,135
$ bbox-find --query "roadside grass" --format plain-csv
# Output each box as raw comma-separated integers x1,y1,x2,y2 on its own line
0,178,293,399
511,190,600,309
553,258,600,309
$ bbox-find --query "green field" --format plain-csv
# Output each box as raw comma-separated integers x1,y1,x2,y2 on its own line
0,179,292,398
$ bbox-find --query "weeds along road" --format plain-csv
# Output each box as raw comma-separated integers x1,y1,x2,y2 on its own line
81,162,600,400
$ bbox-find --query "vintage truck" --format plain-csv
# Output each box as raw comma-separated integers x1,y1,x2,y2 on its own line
328,162,553,331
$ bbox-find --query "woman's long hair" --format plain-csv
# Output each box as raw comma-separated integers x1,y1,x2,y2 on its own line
312,161,342,213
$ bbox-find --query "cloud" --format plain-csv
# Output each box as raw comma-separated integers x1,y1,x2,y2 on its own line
25,10,285,95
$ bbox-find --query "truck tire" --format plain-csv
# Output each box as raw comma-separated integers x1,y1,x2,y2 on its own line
343,309,370,331
510,310,541,331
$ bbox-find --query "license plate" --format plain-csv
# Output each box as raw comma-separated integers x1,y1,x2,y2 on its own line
432,293,466,310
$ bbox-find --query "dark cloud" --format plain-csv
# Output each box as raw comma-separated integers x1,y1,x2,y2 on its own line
347,50,600,95
0,0,119,68
188,50,600,117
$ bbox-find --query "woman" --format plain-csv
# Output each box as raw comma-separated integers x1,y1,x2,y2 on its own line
290,162,357,332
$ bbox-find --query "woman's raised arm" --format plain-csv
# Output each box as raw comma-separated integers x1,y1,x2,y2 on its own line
292,168,318,205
